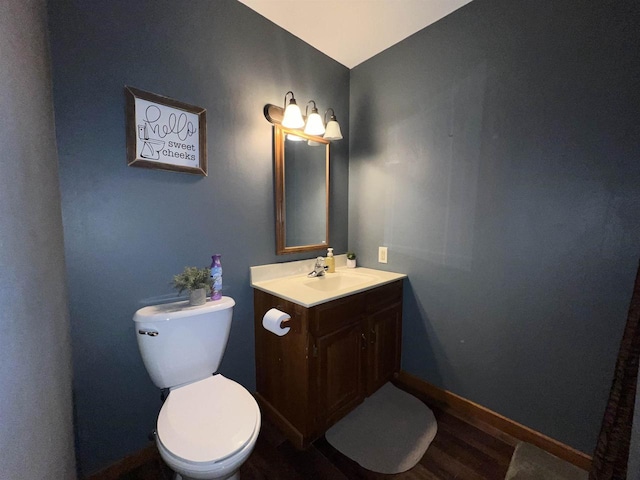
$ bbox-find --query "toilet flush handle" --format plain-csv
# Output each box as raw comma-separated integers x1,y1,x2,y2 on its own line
138,329,159,337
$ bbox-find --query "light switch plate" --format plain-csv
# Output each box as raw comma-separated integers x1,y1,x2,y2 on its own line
378,246,388,263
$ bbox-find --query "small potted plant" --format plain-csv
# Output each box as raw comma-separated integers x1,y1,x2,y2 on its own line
346,251,357,268
173,266,213,306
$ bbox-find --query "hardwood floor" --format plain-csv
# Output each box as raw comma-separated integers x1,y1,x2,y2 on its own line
118,392,516,480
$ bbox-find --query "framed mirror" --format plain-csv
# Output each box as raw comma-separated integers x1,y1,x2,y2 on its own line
274,125,329,254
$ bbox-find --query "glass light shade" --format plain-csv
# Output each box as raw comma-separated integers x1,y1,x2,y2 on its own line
323,120,343,140
282,103,305,129
287,133,305,141
304,112,325,136
308,139,324,146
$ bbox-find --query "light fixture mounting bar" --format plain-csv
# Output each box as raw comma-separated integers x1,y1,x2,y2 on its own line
264,104,284,125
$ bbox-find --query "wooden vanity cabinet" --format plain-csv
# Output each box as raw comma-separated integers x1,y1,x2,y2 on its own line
364,282,403,396
253,280,403,449
312,294,366,431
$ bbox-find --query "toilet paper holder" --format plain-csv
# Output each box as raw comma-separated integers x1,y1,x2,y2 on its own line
276,304,290,328
276,304,298,333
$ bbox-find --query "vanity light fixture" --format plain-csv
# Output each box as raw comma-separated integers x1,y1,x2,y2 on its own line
303,100,325,136
323,108,343,141
264,94,342,142
281,91,305,129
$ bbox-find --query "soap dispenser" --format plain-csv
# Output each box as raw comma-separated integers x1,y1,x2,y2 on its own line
326,248,335,273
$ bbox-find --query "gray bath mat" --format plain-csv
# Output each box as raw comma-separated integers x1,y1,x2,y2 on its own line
325,382,437,474
505,442,588,480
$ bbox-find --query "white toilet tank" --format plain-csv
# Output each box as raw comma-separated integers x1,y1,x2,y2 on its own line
133,297,235,389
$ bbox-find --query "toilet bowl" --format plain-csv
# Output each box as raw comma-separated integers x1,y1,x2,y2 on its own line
155,374,261,480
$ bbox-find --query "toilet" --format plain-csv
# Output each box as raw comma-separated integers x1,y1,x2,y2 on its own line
133,297,260,480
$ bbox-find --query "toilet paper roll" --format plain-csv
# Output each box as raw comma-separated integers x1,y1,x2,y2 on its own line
262,308,291,336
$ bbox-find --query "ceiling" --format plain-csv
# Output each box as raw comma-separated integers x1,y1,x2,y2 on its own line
237,0,473,68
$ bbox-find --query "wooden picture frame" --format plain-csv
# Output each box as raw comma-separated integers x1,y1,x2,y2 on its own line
125,86,207,175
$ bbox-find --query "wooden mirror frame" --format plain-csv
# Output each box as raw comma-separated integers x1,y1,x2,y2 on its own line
274,125,330,255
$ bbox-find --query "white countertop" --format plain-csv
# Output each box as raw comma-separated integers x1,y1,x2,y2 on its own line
250,257,406,307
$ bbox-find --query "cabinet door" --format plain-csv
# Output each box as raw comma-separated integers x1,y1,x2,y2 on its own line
366,302,402,396
315,319,365,428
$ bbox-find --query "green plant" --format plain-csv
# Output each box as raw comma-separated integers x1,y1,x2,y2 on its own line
347,251,356,260
172,266,212,294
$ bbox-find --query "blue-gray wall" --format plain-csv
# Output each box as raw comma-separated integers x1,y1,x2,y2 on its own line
48,0,349,474
349,0,640,454
0,0,76,478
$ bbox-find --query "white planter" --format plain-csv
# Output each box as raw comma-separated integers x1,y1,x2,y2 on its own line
347,259,357,268
189,288,207,306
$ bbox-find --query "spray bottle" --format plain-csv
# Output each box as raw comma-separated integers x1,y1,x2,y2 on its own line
210,254,223,300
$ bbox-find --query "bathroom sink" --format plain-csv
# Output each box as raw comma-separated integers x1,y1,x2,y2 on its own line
250,259,406,307
303,271,376,292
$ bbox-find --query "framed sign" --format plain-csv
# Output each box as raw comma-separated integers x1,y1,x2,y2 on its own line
125,86,207,175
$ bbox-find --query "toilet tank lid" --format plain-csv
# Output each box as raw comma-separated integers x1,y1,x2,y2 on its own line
133,296,235,323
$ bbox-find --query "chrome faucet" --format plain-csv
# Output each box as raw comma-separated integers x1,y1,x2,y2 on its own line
307,257,328,277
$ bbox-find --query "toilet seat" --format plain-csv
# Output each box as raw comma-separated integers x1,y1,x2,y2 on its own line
157,374,259,464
